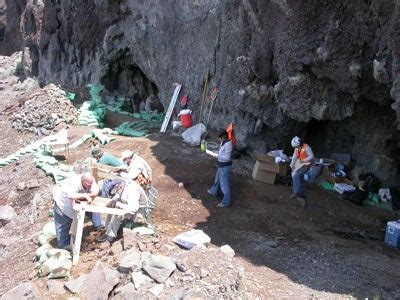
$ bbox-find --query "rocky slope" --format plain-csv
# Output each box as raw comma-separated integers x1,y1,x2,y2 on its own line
2,0,400,183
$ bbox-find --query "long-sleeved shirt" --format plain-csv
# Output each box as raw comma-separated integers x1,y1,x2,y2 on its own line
53,175,99,219
115,181,141,214
98,153,125,167
121,155,152,181
290,144,314,173
207,139,233,167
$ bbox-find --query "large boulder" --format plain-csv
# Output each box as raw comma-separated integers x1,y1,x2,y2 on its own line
142,254,176,283
112,282,150,300
0,205,16,225
64,273,88,294
118,249,141,273
80,261,120,300
123,228,138,250
1,282,41,300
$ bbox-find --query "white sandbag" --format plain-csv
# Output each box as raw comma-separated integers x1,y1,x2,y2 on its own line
172,229,211,249
46,248,71,259
42,222,57,236
131,226,155,236
36,244,53,258
38,233,53,246
182,123,206,146
39,253,48,264
39,254,72,277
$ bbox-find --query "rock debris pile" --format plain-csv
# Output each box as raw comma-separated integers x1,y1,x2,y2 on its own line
11,84,78,136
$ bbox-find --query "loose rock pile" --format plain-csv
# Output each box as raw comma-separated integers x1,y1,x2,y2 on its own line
11,84,78,136
31,228,246,299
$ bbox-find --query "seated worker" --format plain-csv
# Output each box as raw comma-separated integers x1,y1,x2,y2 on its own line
98,179,142,243
289,136,314,207
53,172,100,249
91,146,125,167
118,150,152,185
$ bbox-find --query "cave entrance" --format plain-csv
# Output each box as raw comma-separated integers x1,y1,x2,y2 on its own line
303,119,355,159
101,62,162,114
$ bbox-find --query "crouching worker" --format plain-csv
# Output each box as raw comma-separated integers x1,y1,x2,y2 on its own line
118,150,152,186
289,136,314,207
53,173,100,249
98,179,141,243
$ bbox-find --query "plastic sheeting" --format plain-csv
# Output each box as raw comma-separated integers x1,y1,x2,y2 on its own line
182,123,206,146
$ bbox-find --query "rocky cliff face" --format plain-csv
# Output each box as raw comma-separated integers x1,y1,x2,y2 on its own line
3,0,400,183
0,0,26,56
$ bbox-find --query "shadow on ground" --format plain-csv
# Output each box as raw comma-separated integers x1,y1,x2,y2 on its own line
148,133,400,298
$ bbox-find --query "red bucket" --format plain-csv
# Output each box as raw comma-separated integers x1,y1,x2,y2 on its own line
180,113,193,128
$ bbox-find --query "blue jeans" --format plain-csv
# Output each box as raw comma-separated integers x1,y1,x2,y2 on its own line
304,165,320,183
292,166,309,198
209,165,231,206
87,212,103,228
54,203,73,249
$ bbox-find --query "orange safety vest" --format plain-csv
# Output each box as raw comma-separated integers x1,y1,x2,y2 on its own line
226,122,236,145
295,144,310,161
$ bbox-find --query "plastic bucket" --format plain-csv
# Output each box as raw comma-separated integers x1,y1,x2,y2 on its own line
180,113,193,128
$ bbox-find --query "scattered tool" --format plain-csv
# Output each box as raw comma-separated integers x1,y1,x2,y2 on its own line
206,87,219,126
198,70,209,124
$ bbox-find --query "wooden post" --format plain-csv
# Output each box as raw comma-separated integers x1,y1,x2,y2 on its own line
72,202,86,265
198,70,209,124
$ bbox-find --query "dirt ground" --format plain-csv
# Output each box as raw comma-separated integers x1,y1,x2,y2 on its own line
1,65,400,298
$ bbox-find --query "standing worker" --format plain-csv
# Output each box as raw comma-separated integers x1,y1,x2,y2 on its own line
289,136,314,207
52,173,100,249
207,129,233,208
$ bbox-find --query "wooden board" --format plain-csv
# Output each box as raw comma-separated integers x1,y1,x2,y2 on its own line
160,84,182,133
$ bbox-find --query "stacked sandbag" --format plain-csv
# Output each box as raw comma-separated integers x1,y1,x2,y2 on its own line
34,152,74,183
0,137,48,167
115,121,161,137
91,128,117,145
35,222,73,279
77,84,106,128
11,84,78,136
77,101,104,127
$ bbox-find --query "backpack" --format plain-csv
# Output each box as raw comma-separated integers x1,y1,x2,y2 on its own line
360,173,380,194
342,188,368,206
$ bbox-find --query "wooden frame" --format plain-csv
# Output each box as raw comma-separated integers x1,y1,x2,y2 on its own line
70,198,126,265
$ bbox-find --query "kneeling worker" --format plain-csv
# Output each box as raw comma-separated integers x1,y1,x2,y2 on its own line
98,179,141,243
53,172,99,249
289,136,314,206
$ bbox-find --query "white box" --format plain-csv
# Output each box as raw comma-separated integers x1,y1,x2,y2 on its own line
333,183,356,194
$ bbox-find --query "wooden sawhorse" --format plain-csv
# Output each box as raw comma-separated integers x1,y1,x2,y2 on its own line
70,198,126,265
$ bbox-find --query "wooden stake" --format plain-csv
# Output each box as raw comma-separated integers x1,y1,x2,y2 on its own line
199,70,209,124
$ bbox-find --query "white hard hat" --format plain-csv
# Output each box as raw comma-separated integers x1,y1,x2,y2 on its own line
121,150,134,160
291,136,301,148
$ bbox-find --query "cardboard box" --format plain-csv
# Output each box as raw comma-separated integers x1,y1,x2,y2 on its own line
254,155,288,176
254,154,276,164
252,161,277,184
322,165,353,185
